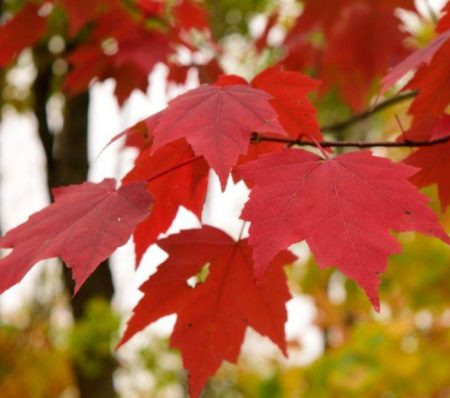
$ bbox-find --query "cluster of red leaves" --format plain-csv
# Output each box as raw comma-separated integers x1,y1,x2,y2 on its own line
381,3,450,211
0,0,219,104
0,4,47,67
1,2,450,397
1,63,449,395
282,0,416,110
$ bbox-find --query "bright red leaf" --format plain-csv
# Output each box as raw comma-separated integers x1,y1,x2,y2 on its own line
282,0,413,109
237,149,450,309
60,0,113,35
401,114,450,141
0,4,46,67
64,8,169,104
0,179,153,294
251,66,322,141
173,0,210,32
137,0,165,18
152,82,286,188
437,2,450,33
405,40,450,118
322,2,411,109
123,140,209,265
255,12,279,51
104,111,161,151
404,140,450,212
118,226,296,398
380,30,450,95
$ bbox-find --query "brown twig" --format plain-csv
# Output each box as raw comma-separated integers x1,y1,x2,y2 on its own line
253,133,450,149
321,91,417,132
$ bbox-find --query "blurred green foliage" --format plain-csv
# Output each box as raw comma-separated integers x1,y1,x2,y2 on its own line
67,298,120,378
206,0,272,38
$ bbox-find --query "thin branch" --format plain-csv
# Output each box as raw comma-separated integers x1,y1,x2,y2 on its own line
321,91,417,132
253,134,450,149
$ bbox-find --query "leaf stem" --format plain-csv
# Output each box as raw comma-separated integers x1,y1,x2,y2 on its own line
237,221,247,242
307,134,330,159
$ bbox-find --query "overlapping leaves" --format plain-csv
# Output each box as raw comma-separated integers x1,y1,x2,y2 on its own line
1,3,450,397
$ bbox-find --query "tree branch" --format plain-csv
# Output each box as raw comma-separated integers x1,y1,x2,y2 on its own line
253,134,450,149
321,91,417,132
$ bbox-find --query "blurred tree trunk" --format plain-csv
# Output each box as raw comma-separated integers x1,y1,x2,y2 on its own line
33,46,116,398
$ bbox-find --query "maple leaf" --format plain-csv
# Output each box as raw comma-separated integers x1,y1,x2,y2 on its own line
60,0,113,36
64,8,169,104
322,2,411,110
167,62,190,85
137,0,165,18
213,68,324,175
380,30,450,95
437,2,450,33
0,4,47,67
251,66,322,141
104,111,161,152
282,0,413,109
0,179,153,294
152,82,286,188
118,226,296,398
405,41,450,118
173,0,210,32
404,140,450,212
400,114,450,141
255,12,279,51
237,149,450,308
380,5,450,133
123,140,209,265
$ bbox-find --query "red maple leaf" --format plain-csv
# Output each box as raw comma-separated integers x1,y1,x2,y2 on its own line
400,114,450,141
255,12,279,51
118,226,296,398
405,144,450,212
152,82,286,188
60,0,114,36
282,0,413,109
173,0,210,32
321,2,411,109
437,2,450,33
404,130,450,212
0,4,47,67
123,140,209,265
64,8,169,104
251,66,322,141
380,31,450,95
0,179,153,294
137,0,165,18
380,5,450,136
405,40,450,118
105,111,161,152
237,149,450,308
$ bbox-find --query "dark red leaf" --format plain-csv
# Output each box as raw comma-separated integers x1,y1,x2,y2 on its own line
118,226,296,398
0,4,46,67
123,140,209,265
